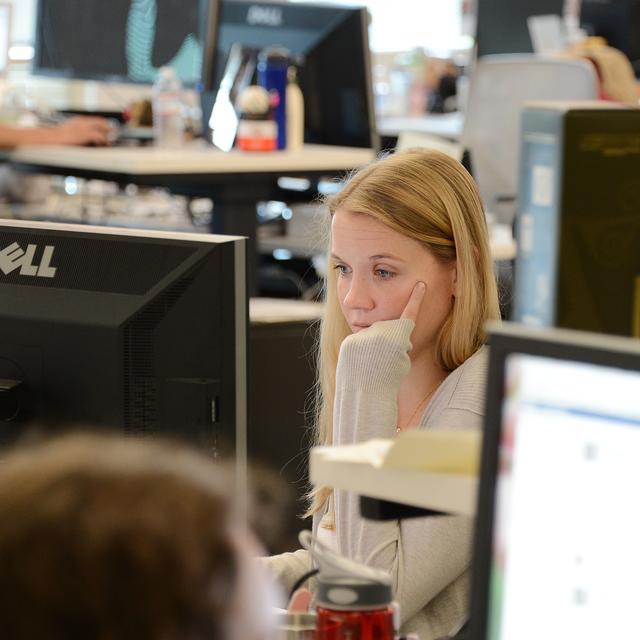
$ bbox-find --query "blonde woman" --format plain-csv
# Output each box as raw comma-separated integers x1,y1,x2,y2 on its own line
267,149,500,639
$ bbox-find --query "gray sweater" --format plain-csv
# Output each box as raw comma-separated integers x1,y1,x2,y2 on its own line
266,319,488,639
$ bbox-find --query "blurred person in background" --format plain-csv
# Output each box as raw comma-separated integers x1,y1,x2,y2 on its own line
0,432,277,640
0,115,113,148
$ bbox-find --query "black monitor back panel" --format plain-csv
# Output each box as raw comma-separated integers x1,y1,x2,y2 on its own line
475,0,565,57
0,222,245,452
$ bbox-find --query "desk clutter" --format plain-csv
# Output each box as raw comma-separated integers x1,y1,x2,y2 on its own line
0,174,210,232
221,47,304,153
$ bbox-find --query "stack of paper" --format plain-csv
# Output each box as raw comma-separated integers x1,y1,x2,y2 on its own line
310,430,481,516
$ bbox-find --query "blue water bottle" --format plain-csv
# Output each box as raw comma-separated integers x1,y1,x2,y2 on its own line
257,47,290,150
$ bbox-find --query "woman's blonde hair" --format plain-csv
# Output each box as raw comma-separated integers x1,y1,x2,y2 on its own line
306,148,500,516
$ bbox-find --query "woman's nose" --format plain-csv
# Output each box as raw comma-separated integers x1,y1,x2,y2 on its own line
343,275,374,311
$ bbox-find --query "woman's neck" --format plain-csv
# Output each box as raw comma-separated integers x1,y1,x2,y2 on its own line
396,349,448,430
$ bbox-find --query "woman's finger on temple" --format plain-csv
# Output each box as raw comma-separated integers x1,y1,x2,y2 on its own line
401,281,426,322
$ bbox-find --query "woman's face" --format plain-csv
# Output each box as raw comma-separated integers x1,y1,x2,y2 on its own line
331,207,456,358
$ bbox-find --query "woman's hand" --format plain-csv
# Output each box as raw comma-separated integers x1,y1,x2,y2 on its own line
400,281,426,324
49,117,115,146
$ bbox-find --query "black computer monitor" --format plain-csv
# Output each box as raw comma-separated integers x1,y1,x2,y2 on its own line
469,322,640,639
581,0,640,74
204,0,377,148
475,0,565,57
32,0,218,86
0,219,247,452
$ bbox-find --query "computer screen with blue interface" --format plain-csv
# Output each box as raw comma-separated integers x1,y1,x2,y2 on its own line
33,0,211,85
471,324,640,640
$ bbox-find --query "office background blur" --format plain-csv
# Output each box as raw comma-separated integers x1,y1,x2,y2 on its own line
0,0,471,114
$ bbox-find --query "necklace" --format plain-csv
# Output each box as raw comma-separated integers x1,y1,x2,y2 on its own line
396,381,441,433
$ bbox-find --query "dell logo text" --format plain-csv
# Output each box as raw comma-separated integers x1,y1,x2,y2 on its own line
0,242,57,278
246,5,283,27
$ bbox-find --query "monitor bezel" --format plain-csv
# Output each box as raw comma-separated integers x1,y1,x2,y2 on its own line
31,0,220,89
469,321,640,639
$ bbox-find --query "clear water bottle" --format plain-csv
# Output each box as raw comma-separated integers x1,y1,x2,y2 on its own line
152,66,185,147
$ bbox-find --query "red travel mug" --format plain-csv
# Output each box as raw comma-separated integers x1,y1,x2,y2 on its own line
315,577,396,640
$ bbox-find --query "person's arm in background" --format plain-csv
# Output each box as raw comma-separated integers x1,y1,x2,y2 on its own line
261,546,314,598
0,116,114,149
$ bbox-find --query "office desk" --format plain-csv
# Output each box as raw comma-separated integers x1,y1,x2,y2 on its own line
10,144,376,291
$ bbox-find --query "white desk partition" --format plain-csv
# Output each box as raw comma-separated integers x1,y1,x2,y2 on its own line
377,112,464,142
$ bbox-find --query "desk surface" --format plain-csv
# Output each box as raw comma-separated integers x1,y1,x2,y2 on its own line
10,144,377,176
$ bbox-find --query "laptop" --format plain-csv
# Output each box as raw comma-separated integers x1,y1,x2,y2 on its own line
468,322,640,640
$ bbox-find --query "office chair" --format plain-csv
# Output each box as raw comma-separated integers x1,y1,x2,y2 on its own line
461,54,599,224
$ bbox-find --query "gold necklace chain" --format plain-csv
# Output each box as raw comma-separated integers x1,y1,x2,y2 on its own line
396,381,441,433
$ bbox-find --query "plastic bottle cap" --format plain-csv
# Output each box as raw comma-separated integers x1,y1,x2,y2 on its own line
237,85,271,115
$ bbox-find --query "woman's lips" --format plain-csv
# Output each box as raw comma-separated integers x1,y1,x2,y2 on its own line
351,323,371,332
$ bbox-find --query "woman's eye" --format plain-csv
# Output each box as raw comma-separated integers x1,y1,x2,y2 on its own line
333,264,350,276
375,269,395,280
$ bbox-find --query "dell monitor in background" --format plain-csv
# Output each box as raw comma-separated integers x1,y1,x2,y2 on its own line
205,0,377,149
0,219,247,454
33,0,217,86
475,0,565,57
469,322,640,640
